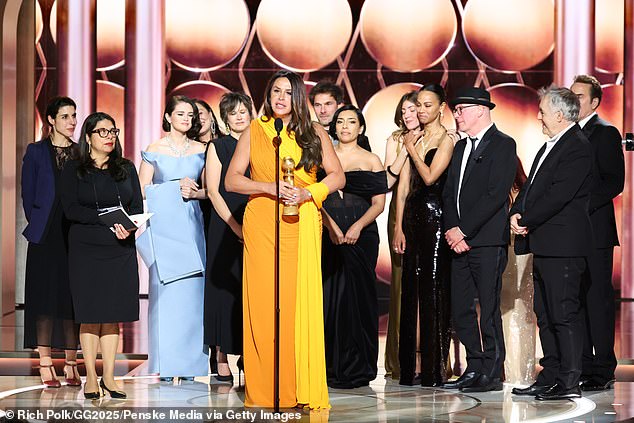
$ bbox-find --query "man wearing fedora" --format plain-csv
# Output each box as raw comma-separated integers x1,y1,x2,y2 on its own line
441,86,517,392
510,85,593,400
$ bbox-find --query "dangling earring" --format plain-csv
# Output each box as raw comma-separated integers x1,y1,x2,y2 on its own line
439,110,444,120
88,143,91,153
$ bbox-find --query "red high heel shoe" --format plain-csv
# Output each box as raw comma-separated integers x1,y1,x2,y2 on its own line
63,361,82,387
37,364,61,388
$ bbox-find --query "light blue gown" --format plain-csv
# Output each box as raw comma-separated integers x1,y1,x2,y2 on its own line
137,151,208,377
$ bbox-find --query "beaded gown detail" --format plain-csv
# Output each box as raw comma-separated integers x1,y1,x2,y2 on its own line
399,149,452,386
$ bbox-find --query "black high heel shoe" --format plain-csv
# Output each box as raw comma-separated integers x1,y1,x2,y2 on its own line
236,356,244,387
83,389,101,400
99,379,127,399
214,362,234,383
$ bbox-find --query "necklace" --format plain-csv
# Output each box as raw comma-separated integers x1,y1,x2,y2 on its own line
166,135,190,157
419,125,446,155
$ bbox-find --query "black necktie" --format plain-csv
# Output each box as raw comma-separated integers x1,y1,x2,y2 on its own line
466,137,477,166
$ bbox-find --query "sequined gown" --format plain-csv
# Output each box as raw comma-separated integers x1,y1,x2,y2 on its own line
501,234,536,384
322,170,387,388
399,149,451,386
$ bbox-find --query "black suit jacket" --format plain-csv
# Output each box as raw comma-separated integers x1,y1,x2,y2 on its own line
582,114,624,248
511,124,593,257
442,124,517,247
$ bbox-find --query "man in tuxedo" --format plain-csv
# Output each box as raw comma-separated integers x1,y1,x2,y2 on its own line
510,86,593,400
571,75,624,391
442,87,517,392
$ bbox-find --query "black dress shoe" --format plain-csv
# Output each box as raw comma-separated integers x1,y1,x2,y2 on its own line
442,371,479,389
399,373,422,386
536,384,581,400
460,374,503,393
580,378,615,391
512,383,553,396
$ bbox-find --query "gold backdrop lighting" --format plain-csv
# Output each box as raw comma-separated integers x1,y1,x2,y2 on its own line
596,0,624,73
166,0,250,72
256,0,353,72
359,0,457,72
96,0,125,70
462,0,554,71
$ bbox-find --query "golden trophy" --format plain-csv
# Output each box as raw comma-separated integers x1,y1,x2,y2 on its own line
281,156,299,216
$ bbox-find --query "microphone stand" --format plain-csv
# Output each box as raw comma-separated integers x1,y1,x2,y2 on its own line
272,123,282,413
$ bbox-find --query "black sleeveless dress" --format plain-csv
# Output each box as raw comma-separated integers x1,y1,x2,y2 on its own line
322,170,388,388
203,135,248,354
399,149,452,386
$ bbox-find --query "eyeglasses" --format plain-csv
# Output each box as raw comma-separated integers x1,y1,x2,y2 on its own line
91,128,120,138
452,105,479,116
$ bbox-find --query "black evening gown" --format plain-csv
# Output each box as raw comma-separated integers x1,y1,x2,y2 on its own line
204,135,248,355
322,170,387,388
399,149,452,386
60,160,142,323
23,141,80,350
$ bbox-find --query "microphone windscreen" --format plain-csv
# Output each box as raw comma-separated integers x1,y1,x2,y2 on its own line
274,118,284,134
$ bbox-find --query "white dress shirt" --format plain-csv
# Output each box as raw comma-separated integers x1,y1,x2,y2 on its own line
530,123,576,183
578,112,596,130
457,122,494,217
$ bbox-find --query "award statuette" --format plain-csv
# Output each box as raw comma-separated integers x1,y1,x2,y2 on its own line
281,156,299,216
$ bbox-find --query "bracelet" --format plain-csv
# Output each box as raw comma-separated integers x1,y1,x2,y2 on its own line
387,165,399,178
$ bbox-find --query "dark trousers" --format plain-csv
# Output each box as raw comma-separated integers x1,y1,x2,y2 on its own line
533,256,586,389
451,246,507,379
580,247,617,382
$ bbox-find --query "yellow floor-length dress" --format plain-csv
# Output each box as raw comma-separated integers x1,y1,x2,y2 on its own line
243,117,330,410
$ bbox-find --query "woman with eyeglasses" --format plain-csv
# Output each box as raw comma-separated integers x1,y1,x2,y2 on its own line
22,96,81,388
203,92,253,384
60,112,142,399
137,95,208,382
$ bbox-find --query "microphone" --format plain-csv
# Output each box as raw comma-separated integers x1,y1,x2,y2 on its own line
273,118,283,148
622,133,634,151
274,118,283,134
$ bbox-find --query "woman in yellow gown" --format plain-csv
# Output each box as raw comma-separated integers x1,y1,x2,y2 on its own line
225,70,344,409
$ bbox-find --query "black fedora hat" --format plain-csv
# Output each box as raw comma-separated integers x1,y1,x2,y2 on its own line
449,86,496,110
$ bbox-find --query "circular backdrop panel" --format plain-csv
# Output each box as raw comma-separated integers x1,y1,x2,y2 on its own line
97,0,125,70
166,0,250,72
488,84,543,169
256,0,352,72
596,0,624,73
360,0,457,72
463,0,554,71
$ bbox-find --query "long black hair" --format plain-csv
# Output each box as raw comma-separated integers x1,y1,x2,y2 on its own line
76,112,129,181
329,105,372,152
262,70,322,172
192,98,221,139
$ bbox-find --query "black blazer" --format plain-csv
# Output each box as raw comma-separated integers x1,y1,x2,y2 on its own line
442,124,517,247
511,124,593,257
21,139,78,243
583,114,624,248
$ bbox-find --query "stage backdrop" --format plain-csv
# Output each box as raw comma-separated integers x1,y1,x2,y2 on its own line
32,0,625,323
